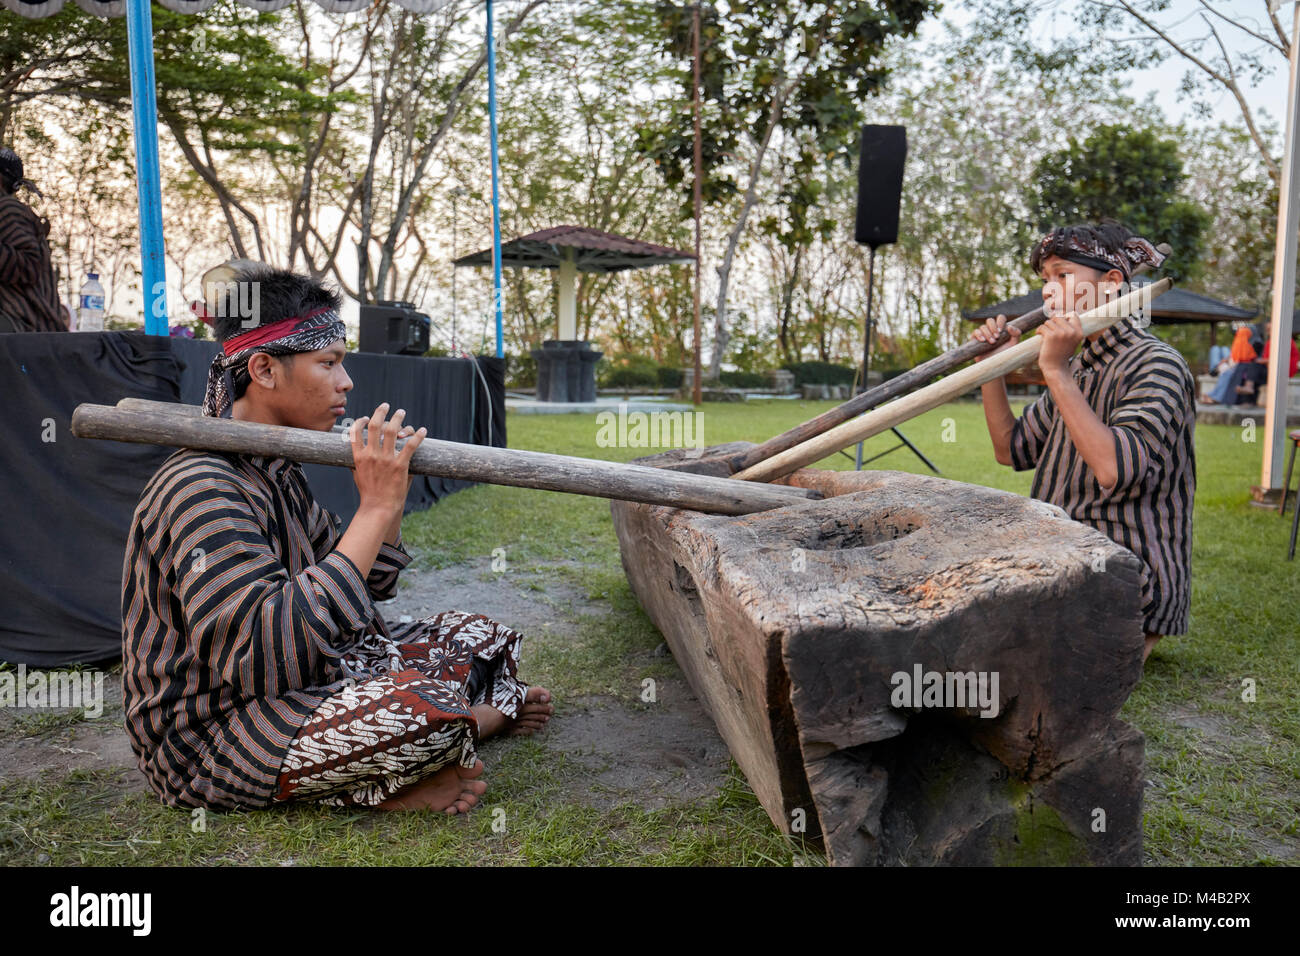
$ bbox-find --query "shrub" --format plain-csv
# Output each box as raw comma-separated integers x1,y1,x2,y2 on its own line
599,353,660,389
782,361,857,386
604,366,658,388
719,370,768,389
506,352,537,388
656,365,685,389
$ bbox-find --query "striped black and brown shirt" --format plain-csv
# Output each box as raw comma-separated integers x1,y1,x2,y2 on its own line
1009,315,1196,636
0,195,65,333
122,449,411,810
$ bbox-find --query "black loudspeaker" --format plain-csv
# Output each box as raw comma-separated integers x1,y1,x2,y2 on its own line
854,125,907,248
358,301,430,356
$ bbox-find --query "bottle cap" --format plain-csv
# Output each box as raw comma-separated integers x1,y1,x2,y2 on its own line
87,273,98,280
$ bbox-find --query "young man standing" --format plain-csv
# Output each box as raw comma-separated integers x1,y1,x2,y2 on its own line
123,266,552,814
973,223,1195,663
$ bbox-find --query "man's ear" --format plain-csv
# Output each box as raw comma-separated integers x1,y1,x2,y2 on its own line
1096,267,1125,301
246,352,280,389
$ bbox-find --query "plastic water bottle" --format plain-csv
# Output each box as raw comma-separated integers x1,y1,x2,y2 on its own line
78,273,105,332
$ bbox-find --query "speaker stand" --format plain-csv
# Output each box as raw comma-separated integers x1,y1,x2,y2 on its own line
854,245,939,475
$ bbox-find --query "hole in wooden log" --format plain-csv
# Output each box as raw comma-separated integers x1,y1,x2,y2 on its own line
673,560,700,598
801,510,924,551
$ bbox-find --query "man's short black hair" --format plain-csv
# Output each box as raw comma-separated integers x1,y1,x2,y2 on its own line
1030,219,1133,275
211,266,342,343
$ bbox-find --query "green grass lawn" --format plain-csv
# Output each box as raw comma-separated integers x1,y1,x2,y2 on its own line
2,398,1296,865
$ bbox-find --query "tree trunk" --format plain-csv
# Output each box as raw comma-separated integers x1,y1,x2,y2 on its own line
708,83,788,382
777,244,803,365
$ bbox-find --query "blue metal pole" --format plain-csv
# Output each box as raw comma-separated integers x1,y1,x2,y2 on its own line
126,0,169,335
487,0,504,358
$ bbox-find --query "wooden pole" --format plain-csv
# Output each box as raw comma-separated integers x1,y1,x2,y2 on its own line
729,304,1050,474
1261,3,1300,495
734,278,1173,482
727,245,1171,475
691,2,703,408
70,403,820,516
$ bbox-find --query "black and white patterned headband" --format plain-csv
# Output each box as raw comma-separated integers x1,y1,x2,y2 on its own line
1037,230,1165,279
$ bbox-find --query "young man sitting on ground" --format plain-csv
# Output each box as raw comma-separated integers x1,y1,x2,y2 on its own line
122,266,552,813
972,222,1195,664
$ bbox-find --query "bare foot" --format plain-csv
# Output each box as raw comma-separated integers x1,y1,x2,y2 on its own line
509,686,554,737
376,759,487,814
471,687,555,741
1142,634,1161,663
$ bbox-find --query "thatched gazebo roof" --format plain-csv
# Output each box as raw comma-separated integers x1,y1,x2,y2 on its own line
453,226,695,274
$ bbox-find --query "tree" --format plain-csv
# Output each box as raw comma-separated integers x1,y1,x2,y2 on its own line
331,0,547,302
0,9,117,141
637,0,939,380
1181,122,1280,313
1030,124,1210,282
437,0,696,358
1092,0,1291,185
786,19,1167,363
982,1,1291,185
9,90,229,325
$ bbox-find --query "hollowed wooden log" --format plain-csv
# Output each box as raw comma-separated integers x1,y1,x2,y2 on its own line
611,442,1146,866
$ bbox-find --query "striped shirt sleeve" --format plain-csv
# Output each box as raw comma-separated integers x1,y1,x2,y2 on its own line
305,496,411,601
368,537,412,602
0,203,45,286
1106,354,1189,494
165,471,374,699
1008,392,1055,472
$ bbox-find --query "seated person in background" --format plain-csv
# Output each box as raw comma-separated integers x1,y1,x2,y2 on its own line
0,148,65,333
1238,328,1300,406
1207,343,1230,375
122,266,553,814
1202,325,1256,405
1236,325,1273,406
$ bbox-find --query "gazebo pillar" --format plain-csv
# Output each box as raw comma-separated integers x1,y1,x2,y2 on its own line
557,251,577,341
532,248,602,402
535,251,600,402
455,226,694,403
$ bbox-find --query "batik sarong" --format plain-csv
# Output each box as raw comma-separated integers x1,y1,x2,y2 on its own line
272,610,528,807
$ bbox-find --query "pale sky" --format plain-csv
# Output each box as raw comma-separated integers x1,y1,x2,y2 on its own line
940,0,1294,147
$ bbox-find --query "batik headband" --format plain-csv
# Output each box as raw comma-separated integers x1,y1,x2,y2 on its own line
201,307,346,417
1037,231,1166,279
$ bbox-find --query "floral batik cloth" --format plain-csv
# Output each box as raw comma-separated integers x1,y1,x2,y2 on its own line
273,610,528,807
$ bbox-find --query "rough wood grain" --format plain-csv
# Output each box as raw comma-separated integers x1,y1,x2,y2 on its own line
116,398,203,416
70,403,820,516
613,443,1147,865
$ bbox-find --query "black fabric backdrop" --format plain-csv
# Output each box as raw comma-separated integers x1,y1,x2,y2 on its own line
0,331,506,666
